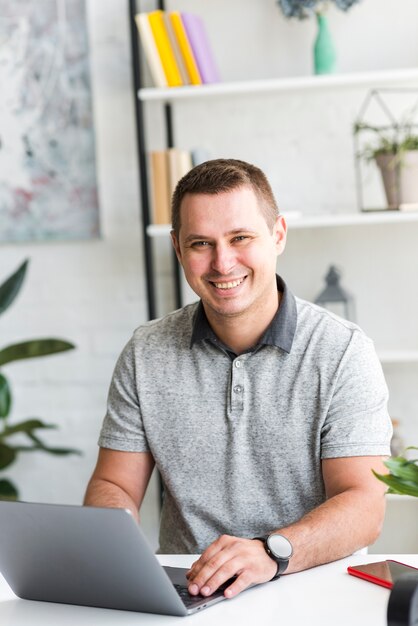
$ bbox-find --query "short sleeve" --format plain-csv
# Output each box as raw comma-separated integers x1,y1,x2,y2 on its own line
98,337,150,452
321,329,392,458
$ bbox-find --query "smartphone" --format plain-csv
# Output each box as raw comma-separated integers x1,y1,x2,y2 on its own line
347,560,418,589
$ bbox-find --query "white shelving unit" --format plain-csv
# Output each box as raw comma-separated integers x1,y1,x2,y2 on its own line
139,67,418,103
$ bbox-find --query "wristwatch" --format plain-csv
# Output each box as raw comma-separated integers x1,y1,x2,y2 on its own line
254,533,293,581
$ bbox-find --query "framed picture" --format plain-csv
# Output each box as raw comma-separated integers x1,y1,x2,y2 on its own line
0,0,100,242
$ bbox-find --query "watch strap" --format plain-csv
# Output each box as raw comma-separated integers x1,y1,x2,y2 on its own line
253,537,282,581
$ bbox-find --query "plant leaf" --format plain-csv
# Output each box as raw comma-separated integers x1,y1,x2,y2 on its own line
0,373,11,419
0,260,28,317
0,479,18,501
373,470,418,497
0,443,17,469
0,419,56,438
0,339,75,367
26,432,81,456
38,446,82,456
384,458,418,483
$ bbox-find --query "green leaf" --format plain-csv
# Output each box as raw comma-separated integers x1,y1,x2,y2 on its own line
0,373,11,419
0,479,18,501
0,338,75,367
383,458,418,483
373,470,418,497
0,443,17,469
0,260,28,317
0,419,56,438
26,432,81,456
38,446,82,456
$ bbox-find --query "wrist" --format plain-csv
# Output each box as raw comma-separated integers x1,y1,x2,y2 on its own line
253,533,293,581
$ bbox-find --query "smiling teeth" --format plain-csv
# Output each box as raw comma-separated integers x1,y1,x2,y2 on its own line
213,278,244,289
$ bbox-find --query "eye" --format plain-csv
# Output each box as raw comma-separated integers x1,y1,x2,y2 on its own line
232,235,249,243
191,240,210,248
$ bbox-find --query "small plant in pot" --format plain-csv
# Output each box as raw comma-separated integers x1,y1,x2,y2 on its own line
0,260,79,500
354,98,418,210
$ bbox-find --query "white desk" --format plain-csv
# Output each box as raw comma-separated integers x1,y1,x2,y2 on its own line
0,554,417,625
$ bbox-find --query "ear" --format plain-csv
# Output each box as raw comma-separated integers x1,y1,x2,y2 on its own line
170,230,183,265
273,215,287,256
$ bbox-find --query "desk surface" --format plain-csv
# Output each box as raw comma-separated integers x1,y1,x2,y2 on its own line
0,554,417,625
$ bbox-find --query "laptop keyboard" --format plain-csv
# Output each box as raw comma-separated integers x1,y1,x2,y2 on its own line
174,583,226,608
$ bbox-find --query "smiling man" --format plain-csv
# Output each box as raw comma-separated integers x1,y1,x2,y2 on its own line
84,159,392,600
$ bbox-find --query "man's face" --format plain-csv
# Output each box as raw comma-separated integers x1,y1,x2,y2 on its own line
171,185,287,322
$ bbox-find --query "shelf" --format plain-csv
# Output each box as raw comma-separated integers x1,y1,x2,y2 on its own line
146,210,418,237
138,67,418,103
378,351,418,364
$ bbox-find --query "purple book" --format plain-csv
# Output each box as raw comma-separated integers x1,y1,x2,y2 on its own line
181,13,221,84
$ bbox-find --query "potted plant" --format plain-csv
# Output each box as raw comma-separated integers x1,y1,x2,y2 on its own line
0,260,79,500
373,448,418,497
354,90,418,210
354,121,418,209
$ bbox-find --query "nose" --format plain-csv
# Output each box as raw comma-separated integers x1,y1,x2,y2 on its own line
211,242,236,276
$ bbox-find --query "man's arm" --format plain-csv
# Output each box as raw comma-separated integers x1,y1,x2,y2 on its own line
186,455,388,599
83,448,155,521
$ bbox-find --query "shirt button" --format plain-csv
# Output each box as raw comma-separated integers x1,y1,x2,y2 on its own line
235,360,241,368
233,385,243,394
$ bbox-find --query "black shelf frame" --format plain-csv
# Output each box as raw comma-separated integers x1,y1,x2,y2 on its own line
128,0,183,320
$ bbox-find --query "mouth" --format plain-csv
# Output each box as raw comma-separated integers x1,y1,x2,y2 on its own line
209,276,246,290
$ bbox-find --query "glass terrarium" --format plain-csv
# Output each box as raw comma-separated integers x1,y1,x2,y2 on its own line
353,88,418,212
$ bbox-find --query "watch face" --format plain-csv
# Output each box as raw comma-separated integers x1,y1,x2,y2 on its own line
267,534,293,559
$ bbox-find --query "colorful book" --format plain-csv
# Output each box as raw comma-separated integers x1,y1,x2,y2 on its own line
162,13,190,86
135,13,167,88
148,10,183,88
150,151,171,225
181,13,221,84
169,12,202,86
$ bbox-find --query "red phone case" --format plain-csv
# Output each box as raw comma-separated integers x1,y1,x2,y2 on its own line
347,560,418,589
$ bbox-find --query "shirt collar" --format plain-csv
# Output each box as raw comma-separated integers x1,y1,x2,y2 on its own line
190,274,297,355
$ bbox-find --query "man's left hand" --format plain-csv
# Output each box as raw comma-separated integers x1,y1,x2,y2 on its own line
186,534,277,598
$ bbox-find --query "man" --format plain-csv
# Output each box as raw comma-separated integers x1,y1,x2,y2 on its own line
84,159,392,600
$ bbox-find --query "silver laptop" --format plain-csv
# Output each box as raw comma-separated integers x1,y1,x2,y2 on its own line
0,500,234,616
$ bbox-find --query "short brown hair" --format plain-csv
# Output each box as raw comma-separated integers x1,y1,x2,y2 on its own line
171,159,279,236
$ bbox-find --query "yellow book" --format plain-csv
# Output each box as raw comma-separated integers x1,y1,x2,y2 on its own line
169,12,202,86
147,11,183,88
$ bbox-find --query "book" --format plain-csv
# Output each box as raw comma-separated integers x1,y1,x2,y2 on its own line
162,13,190,86
169,12,202,86
134,13,167,88
167,148,193,197
181,13,221,84
148,10,183,88
150,151,171,225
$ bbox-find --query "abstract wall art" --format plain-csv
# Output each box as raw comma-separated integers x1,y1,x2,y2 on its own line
0,0,100,242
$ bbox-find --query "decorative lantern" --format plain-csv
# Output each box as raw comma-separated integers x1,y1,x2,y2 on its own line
314,266,356,321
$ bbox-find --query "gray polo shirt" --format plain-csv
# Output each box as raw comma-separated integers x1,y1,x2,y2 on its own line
99,277,392,554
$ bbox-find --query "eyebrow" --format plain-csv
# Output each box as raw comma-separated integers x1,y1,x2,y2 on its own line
183,228,258,244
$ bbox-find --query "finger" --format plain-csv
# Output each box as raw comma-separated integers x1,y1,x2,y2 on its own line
185,559,199,578
187,536,231,580
193,555,243,597
222,570,253,599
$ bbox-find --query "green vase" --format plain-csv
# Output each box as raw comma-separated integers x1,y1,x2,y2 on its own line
313,13,336,75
